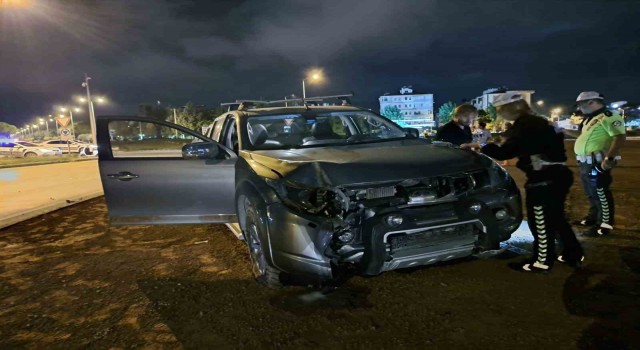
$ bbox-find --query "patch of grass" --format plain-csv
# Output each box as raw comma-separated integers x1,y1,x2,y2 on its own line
0,155,93,168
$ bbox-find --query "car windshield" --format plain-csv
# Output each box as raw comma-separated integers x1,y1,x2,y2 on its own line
244,111,407,150
16,141,38,147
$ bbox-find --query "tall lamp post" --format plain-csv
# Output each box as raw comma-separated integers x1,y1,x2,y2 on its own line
535,100,545,115
39,117,49,138
82,74,97,143
49,115,57,135
302,69,323,100
552,107,562,124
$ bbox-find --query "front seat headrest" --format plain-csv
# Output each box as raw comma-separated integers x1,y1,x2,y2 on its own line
312,121,334,138
248,123,268,147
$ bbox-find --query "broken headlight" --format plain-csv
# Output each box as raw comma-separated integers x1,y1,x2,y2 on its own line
265,178,340,215
488,161,511,186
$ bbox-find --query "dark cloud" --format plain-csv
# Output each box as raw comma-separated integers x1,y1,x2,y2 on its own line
1,0,639,126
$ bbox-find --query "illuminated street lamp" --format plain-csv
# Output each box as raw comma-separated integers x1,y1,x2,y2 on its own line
302,69,323,99
39,117,50,138
536,100,544,106
550,107,563,123
48,115,58,135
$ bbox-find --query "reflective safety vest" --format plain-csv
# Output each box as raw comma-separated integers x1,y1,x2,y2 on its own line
574,111,625,156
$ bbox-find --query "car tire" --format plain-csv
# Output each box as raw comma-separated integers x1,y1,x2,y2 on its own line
243,197,282,289
24,152,37,157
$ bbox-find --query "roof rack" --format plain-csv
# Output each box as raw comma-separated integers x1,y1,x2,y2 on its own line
220,100,268,112
220,93,354,111
269,93,354,106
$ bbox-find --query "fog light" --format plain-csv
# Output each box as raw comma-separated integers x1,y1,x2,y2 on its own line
385,215,404,227
495,209,508,220
469,203,482,214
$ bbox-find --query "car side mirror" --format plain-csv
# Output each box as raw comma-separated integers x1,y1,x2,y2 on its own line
404,127,420,138
182,142,220,159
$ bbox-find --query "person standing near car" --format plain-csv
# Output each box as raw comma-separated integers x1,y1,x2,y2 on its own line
461,92,583,273
435,104,477,146
562,92,626,236
474,121,492,146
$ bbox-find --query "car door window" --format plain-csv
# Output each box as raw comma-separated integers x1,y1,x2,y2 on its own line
108,120,205,158
221,116,238,153
210,118,225,142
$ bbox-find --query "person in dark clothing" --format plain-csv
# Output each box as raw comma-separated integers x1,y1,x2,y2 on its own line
435,104,476,146
462,92,583,273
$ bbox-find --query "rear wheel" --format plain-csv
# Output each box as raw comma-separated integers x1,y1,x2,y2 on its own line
24,152,37,157
243,197,282,288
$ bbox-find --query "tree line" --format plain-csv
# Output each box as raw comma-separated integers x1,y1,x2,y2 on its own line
139,102,226,132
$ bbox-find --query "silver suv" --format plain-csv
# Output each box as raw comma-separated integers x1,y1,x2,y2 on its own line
96,102,522,288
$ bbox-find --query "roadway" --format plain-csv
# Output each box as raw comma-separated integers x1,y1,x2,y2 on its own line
0,160,102,228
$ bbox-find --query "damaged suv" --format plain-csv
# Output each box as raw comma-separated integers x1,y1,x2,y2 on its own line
96,100,522,288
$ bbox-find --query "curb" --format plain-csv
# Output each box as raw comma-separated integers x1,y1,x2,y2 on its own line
0,158,97,170
0,190,104,230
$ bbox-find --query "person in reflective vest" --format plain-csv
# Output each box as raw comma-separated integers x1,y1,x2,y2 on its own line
562,91,626,236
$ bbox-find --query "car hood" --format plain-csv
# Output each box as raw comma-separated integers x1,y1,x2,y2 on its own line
248,139,490,187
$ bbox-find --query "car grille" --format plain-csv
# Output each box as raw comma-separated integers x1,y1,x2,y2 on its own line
366,186,396,199
387,223,476,254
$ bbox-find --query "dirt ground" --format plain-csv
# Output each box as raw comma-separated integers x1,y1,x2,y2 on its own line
1,141,639,349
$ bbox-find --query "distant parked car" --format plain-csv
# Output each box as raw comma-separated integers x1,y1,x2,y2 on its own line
0,141,61,157
38,140,89,154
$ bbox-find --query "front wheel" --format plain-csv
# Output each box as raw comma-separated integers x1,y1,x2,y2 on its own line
24,152,37,157
243,197,282,288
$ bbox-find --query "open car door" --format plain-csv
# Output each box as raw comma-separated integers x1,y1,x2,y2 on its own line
96,116,237,225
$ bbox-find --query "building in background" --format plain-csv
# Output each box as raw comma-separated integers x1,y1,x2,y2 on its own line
379,86,435,129
470,87,535,111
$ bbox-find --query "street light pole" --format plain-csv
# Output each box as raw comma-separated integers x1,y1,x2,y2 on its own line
82,74,97,143
69,110,76,139
49,115,57,136
302,79,306,100
40,118,49,138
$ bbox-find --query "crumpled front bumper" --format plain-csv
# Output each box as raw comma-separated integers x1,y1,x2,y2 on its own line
264,187,522,281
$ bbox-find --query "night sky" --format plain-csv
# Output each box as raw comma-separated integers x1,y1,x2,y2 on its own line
1,0,639,127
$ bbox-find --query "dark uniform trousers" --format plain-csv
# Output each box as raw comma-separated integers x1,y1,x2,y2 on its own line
579,162,615,227
526,165,583,266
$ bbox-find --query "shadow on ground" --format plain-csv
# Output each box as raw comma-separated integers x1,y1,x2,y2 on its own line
563,246,640,349
137,278,374,349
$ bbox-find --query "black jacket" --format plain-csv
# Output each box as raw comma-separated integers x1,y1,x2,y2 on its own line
436,121,472,146
481,114,567,175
